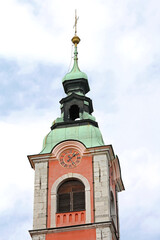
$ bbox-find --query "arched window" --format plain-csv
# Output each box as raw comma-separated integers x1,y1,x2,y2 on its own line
69,105,80,120
57,179,85,213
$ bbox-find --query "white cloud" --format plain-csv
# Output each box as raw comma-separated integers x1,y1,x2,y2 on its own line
119,148,160,238
0,0,160,240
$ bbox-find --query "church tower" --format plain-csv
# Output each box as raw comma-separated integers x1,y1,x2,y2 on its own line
28,14,124,240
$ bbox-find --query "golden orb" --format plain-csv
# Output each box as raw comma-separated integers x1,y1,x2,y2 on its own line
72,35,80,45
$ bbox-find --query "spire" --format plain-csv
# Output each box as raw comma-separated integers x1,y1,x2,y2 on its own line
62,10,89,95
39,11,105,154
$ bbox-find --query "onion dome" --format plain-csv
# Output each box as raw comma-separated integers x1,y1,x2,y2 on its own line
62,35,90,95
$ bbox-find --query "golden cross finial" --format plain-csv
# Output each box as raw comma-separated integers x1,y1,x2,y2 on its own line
73,9,79,36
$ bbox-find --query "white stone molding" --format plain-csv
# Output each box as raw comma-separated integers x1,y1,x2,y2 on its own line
52,140,86,159
50,173,91,227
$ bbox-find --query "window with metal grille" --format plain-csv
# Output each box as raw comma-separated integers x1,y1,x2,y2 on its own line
57,179,85,213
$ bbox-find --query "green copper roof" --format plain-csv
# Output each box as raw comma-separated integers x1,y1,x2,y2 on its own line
40,124,104,154
62,46,88,82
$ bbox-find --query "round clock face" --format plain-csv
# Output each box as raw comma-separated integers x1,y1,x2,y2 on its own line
59,149,81,168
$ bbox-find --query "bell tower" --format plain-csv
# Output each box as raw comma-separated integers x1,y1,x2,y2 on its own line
28,13,124,240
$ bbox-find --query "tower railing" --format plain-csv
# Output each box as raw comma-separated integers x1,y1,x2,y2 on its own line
56,211,86,227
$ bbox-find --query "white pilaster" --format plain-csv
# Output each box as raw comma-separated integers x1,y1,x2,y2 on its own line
93,154,110,223
33,162,48,229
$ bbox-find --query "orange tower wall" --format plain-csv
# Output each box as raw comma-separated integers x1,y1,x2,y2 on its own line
46,228,96,240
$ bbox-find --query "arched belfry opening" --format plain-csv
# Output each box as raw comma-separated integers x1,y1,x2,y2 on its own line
69,105,80,120
57,179,85,213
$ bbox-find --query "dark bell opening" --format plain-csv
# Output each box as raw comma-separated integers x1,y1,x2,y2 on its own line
69,105,80,121
57,179,85,213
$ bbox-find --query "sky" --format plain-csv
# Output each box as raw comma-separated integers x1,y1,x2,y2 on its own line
0,0,160,239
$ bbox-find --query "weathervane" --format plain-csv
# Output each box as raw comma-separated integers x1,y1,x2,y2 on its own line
73,9,79,36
